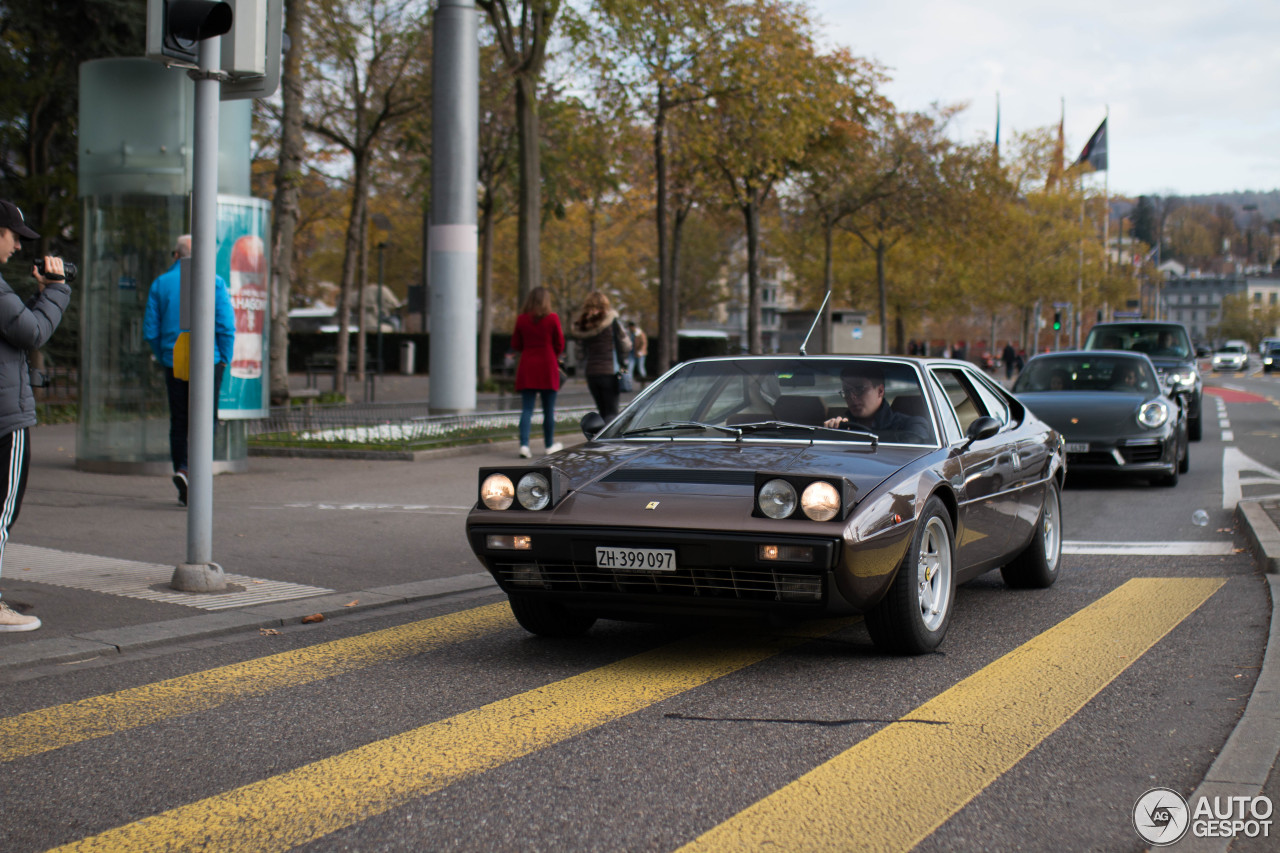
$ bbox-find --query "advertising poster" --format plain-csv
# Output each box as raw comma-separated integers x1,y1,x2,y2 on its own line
216,195,271,418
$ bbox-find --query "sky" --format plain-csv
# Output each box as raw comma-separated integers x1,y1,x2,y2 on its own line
808,1,1280,198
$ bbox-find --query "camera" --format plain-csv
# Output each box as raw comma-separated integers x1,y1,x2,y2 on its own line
33,258,77,284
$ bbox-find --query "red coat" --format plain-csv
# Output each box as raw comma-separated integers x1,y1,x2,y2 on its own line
512,312,565,391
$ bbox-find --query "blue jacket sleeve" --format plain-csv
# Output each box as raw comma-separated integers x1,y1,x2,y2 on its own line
143,282,162,360
214,275,236,365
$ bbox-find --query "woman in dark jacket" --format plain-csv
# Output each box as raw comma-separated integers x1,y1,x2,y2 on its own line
511,287,565,458
568,291,630,421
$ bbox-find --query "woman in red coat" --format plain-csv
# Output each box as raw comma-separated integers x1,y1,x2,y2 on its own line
511,287,565,458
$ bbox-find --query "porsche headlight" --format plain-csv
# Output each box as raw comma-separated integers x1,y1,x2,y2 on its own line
757,479,798,519
1168,369,1196,386
1138,401,1169,429
480,473,515,510
800,481,841,521
516,472,552,510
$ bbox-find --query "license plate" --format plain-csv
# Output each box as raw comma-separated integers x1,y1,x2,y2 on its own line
595,546,677,572
1065,442,1089,453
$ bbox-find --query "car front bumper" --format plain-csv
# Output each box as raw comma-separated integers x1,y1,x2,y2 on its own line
467,524,872,618
1064,435,1178,475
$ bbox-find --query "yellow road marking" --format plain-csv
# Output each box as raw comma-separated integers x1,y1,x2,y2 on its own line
679,577,1224,853
1,602,517,763
51,620,851,853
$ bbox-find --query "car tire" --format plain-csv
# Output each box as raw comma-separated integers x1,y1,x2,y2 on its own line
1178,438,1190,473
1001,481,1062,590
866,496,955,655
508,595,596,638
1153,465,1179,487
1188,409,1202,442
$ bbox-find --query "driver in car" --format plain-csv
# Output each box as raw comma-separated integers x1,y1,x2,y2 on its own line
823,362,933,443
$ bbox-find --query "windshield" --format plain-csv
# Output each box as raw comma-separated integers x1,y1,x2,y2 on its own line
1014,355,1160,394
1218,344,1247,354
602,358,938,446
1083,323,1191,359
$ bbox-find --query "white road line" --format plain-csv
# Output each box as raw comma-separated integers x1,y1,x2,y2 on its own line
274,502,472,514
1221,447,1280,510
1063,541,1235,556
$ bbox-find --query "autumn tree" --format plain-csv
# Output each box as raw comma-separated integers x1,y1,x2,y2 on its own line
840,107,958,353
691,0,839,354
593,0,737,370
301,0,428,396
477,0,567,309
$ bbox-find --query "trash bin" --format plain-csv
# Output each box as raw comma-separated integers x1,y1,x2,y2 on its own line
399,340,416,375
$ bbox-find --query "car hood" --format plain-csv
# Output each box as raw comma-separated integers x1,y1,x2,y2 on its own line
530,440,931,529
1019,392,1152,437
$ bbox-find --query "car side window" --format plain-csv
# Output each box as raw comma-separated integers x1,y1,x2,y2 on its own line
968,373,1010,425
928,373,963,443
930,368,991,436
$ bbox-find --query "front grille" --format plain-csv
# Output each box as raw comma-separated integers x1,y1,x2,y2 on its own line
1121,443,1164,463
601,469,756,485
495,563,824,603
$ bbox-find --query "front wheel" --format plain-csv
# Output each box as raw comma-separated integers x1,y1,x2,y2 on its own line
1001,482,1062,589
866,496,955,655
1188,407,1203,441
508,595,596,638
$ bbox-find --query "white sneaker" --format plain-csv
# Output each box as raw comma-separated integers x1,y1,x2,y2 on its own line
519,445,531,458
545,442,563,454
0,600,41,632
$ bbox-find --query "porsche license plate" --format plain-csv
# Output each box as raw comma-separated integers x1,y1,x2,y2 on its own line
596,546,677,572
1064,442,1089,453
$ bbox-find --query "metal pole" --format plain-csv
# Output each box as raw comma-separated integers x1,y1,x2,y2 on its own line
172,35,226,592
428,0,478,413
377,242,385,373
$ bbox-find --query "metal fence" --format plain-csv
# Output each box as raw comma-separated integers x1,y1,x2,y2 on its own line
247,400,597,450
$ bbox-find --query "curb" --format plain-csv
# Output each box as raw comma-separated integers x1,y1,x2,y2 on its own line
1168,502,1280,851
0,572,498,673
1238,500,1280,574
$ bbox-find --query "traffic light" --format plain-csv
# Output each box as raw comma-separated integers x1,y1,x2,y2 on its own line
1053,311,1062,331
146,0,234,68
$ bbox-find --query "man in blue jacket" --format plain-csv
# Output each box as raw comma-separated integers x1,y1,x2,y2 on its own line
143,235,236,506
0,200,71,632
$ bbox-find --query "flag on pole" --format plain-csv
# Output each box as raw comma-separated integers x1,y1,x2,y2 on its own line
1074,118,1107,171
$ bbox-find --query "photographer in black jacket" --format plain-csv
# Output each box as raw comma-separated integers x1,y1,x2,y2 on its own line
0,200,71,632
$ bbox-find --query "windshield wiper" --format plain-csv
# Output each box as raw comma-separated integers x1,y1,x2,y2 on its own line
735,421,879,445
621,421,743,438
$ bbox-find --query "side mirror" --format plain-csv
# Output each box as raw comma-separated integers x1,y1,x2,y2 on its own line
581,411,606,439
963,416,1001,447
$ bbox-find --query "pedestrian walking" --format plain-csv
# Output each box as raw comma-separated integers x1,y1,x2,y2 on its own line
511,287,565,458
627,321,648,381
0,201,72,632
569,291,630,421
1002,341,1017,380
143,235,236,506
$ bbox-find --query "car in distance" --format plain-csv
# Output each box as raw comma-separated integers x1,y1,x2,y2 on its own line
1263,340,1280,374
1083,320,1203,441
467,356,1065,655
1012,351,1188,487
1211,340,1250,373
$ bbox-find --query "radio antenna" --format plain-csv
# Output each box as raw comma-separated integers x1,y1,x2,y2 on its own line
799,290,832,356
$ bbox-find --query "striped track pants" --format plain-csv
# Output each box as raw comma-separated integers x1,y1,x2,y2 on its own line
0,428,31,593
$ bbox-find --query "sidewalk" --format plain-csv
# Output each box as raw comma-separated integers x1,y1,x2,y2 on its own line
0,372,613,671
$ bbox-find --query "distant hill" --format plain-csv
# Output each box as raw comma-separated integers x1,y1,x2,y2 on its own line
1111,190,1280,225
1184,190,1280,222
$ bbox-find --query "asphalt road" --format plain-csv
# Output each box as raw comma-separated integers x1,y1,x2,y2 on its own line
0,369,1277,851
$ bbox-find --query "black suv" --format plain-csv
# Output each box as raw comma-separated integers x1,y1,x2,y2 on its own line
1263,340,1280,374
1083,321,1203,441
